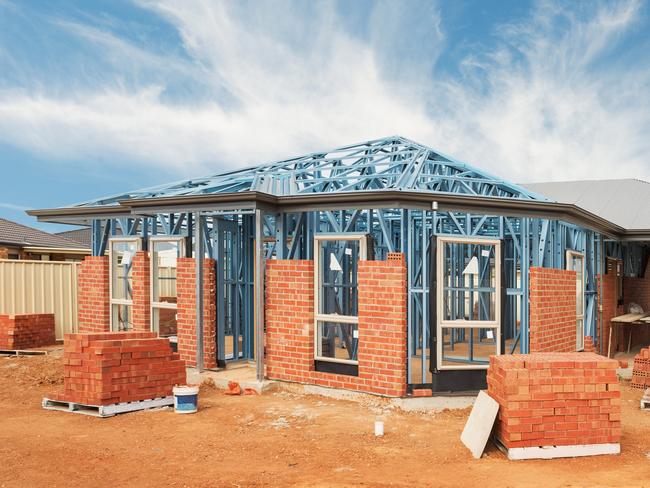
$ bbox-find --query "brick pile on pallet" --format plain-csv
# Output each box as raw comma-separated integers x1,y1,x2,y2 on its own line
631,347,650,390
49,332,185,406
0,313,56,350
487,353,621,450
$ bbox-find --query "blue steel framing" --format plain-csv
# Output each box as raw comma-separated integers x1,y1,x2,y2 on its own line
79,137,613,384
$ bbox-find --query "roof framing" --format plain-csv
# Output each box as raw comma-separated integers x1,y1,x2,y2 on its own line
68,136,547,207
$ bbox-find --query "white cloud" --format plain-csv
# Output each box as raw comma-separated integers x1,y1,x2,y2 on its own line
0,0,648,184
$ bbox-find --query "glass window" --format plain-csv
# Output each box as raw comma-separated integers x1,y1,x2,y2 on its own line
112,303,133,331
318,240,360,316
316,322,358,362
437,237,501,370
442,242,497,322
110,239,140,332
151,238,183,337
111,240,137,301
441,327,497,367
314,235,367,364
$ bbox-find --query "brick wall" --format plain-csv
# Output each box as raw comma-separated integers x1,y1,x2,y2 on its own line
50,332,185,405
487,353,621,449
0,313,56,349
131,251,151,331
529,267,577,353
265,255,407,397
176,258,217,368
78,256,110,333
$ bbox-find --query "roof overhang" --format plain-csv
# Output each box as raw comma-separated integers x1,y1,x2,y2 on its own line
27,190,650,241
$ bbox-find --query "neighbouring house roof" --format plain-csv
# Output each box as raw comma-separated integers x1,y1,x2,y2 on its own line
55,227,92,248
522,179,650,231
0,218,90,250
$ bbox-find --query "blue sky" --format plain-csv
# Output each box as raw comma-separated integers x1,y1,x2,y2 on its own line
1,0,650,231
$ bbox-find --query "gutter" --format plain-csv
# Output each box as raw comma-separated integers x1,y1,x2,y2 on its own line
21,246,91,254
27,189,647,240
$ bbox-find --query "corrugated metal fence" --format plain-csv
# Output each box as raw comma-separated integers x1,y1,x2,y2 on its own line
0,259,80,340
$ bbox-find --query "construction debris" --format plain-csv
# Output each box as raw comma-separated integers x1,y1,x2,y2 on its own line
225,381,242,396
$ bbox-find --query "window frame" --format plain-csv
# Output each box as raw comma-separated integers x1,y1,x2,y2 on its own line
149,236,185,336
566,250,586,351
108,237,141,332
313,233,368,365
437,235,502,371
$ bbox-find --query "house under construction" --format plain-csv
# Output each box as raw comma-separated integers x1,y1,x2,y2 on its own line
29,136,650,395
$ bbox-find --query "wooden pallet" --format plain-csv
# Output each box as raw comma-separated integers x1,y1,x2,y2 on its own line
42,396,174,418
0,349,48,356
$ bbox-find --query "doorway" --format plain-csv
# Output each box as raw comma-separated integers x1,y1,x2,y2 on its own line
428,236,503,391
215,218,248,365
566,250,585,351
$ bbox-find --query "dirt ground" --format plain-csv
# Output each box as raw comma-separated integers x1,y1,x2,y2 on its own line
0,353,649,488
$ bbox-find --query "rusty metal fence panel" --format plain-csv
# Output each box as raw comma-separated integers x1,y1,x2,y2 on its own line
0,259,80,340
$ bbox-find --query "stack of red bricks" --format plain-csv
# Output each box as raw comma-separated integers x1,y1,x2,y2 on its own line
631,347,650,389
0,313,56,350
50,331,185,406
487,353,621,449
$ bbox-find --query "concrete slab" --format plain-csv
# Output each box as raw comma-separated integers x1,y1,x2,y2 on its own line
460,390,499,459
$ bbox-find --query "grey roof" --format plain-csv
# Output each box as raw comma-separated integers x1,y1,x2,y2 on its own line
523,179,650,230
0,218,89,249
55,228,91,248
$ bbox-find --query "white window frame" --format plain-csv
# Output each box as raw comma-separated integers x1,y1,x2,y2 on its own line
109,237,141,332
437,235,502,371
313,233,367,365
149,236,185,335
566,250,585,351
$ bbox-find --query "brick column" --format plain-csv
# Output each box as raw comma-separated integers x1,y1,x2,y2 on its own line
265,260,315,381
131,251,151,331
529,267,577,352
357,253,408,397
176,258,217,368
78,256,110,333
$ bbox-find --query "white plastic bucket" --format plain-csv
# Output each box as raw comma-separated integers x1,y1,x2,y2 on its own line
173,385,199,414
374,420,384,437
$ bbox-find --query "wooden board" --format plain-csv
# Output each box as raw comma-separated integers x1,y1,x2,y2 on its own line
611,313,649,323
460,390,499,459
